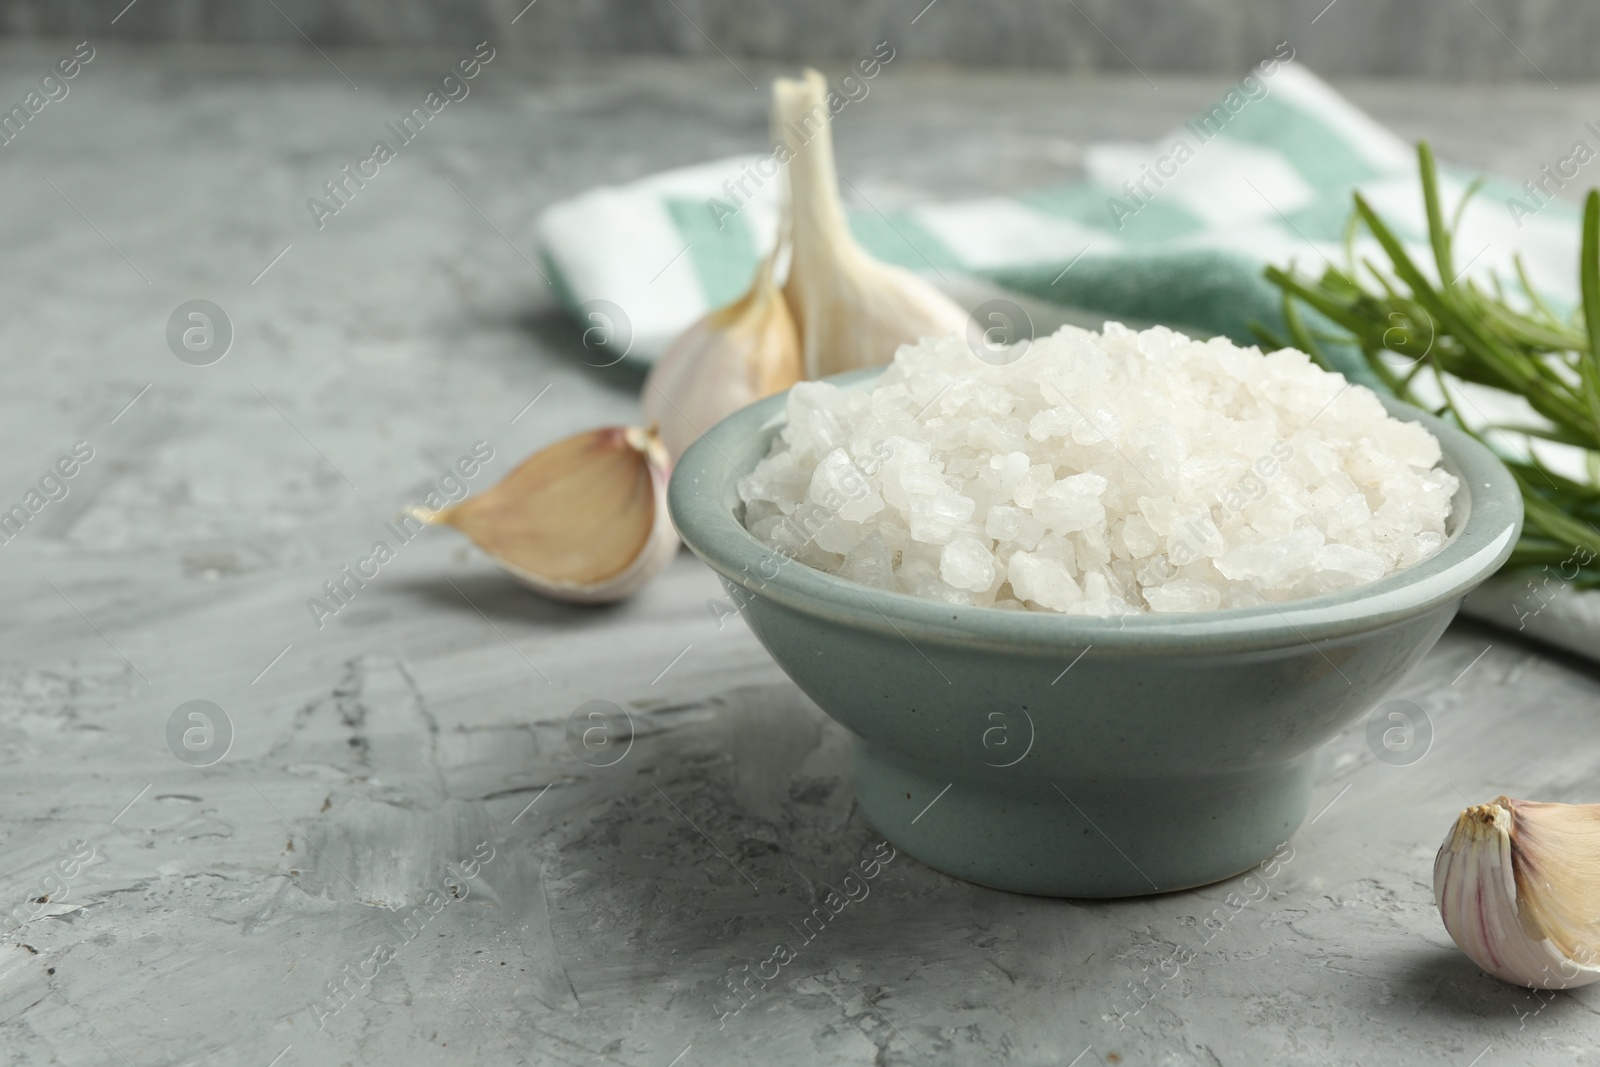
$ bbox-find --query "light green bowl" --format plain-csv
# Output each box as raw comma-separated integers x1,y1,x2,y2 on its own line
668,369,1522,898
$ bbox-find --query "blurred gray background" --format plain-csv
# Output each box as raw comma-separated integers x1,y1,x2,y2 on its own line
0,0,1587,81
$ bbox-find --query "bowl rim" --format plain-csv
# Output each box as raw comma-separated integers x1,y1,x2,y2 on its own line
668,366,1524,655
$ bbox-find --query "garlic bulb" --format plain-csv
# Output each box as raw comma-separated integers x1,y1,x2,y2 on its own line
1434,796,1600,988
775,69,968,380
423,426,677,603
642,244,801,463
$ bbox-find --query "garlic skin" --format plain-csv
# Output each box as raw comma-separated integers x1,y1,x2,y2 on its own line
775,69,969,380
423,426,678,604
1434,796,1600,989
642,246,801,463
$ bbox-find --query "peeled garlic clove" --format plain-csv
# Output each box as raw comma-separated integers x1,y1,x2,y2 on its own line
1434,796,1600,988
775,69,968,380
642,245,801,463
424,426,677,604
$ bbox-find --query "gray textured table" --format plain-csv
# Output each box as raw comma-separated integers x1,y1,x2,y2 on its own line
0,42,1596,1067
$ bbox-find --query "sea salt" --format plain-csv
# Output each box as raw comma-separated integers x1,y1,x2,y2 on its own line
738,324,1459,615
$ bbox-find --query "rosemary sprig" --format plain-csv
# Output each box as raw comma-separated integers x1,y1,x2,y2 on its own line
1256,142,1600,588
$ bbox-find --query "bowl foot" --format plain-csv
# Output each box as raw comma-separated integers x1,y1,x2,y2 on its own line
854,744,1311,898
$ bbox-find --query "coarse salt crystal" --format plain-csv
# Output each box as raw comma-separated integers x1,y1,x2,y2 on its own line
940,536,997,592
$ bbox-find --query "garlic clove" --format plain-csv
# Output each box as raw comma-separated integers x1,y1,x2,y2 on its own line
423,425,678,603
642,244,801,463
1434,796,1600,989
774,69,969,380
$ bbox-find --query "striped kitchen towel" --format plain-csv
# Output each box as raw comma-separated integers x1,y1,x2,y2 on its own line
535,62,1596,659
535,64,1581,372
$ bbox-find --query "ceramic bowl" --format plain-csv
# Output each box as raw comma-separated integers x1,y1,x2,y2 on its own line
668,369,1522,897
